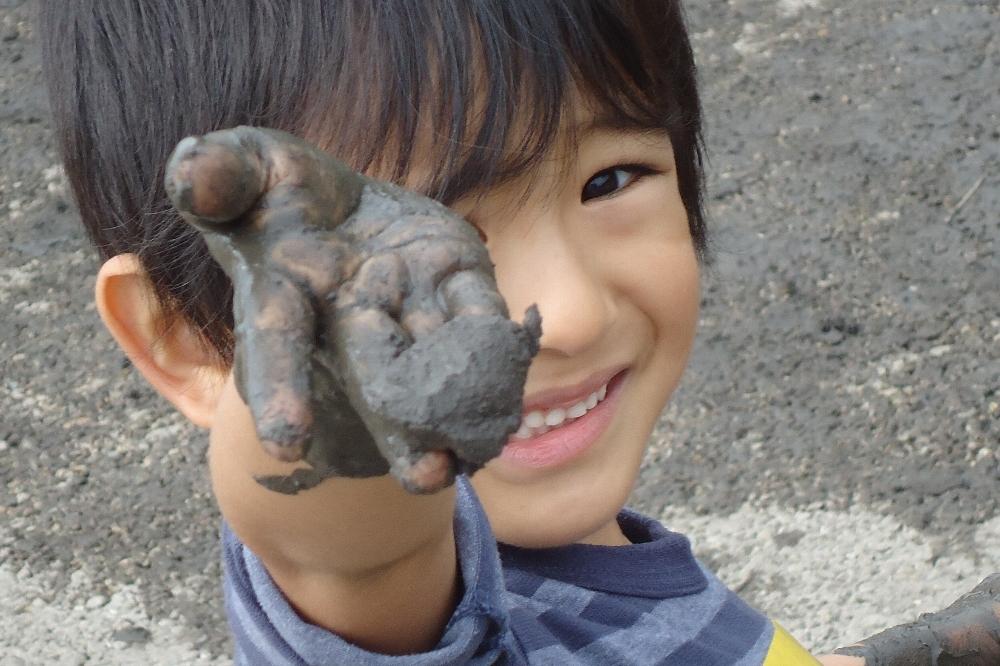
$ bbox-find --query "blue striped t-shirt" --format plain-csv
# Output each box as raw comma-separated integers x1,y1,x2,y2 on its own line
221,476,811,665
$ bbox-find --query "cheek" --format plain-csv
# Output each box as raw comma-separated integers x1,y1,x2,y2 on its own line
584,181,700,351
604,231,701,357
638,244,700,343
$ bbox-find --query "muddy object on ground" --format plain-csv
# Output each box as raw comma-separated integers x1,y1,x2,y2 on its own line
834,573,1000,665
164,127,542,494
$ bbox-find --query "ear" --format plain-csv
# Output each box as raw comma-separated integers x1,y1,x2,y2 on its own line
95,254,227,428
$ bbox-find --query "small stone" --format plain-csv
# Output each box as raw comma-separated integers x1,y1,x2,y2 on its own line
2,27,19,42
711,177,742,201
818,327,845,345
85,594,108,609
111,625,153,646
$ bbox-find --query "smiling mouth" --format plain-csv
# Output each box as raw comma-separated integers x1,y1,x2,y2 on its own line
512,381,610,439
499,368,629,469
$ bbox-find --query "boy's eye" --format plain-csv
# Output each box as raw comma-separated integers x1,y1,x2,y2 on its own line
581,164,654,203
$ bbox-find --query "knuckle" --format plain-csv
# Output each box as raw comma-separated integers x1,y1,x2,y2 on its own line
350,254,407,313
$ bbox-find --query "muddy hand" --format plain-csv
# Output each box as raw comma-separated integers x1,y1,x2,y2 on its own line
164,127,541,494
165,126,365,470
834,573,1000,665
333,262,542,493
320,176,543,493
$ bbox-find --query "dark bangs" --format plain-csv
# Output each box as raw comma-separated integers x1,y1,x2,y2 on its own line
40,0,705,364
303,1,705,248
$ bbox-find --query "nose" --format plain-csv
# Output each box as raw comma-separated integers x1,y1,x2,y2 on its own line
497,228,615,359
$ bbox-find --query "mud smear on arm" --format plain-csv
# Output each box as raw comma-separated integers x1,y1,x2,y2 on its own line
164,126,541,495
834,573,1000,665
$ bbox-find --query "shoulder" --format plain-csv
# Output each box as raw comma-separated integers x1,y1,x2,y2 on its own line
497,507,785,664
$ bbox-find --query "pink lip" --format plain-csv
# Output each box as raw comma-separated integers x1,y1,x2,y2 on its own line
500,369,629,469
521,365,628,412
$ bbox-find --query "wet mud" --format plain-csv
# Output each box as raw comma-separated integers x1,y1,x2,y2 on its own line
835,574,1000,665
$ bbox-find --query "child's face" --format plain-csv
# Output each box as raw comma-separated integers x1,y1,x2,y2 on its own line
202,103,699,550
418,107,701,548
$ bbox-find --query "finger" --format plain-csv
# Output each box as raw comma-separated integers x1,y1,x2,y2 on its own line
333,307,451,485
338,309,532,463
165,126,364,230
395,450,456,495
269,235,357,298
438,269,508,319
333,308,410,408
401,307,446,337
234,272,315,462
338,252,407,316
439,270,542,356
164,133,268,225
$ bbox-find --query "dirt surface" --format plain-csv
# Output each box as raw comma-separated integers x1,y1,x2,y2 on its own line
0,0,997,661
639,0,999,539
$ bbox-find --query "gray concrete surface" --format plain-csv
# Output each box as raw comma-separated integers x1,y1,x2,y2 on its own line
0,0,997,661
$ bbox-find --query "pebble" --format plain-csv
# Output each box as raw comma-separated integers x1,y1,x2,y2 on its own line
84,594,108,610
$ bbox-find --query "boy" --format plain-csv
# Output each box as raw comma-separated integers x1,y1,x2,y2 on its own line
38,1,996,664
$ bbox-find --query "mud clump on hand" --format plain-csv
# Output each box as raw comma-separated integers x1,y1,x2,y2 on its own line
164,126,542,495
834,573,1000,665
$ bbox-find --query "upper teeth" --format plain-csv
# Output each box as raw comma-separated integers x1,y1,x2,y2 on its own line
513,382,609,439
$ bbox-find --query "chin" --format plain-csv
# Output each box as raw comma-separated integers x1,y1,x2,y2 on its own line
473,459,640,548
495,514,619,549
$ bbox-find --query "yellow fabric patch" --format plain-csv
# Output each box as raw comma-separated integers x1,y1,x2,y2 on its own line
762,622,821,665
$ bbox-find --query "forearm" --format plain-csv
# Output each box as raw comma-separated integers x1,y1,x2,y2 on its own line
209,376,459,652
210,377,455,573
268,516,459,654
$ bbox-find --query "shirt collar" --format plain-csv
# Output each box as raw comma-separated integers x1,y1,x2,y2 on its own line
497,509,708,599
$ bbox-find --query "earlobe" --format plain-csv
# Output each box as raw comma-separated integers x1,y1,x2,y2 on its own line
95,254,227,428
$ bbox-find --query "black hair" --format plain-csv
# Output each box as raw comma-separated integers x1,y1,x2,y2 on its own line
39,0,706,365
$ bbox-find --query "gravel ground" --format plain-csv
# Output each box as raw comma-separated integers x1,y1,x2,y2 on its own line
0,0,997,662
